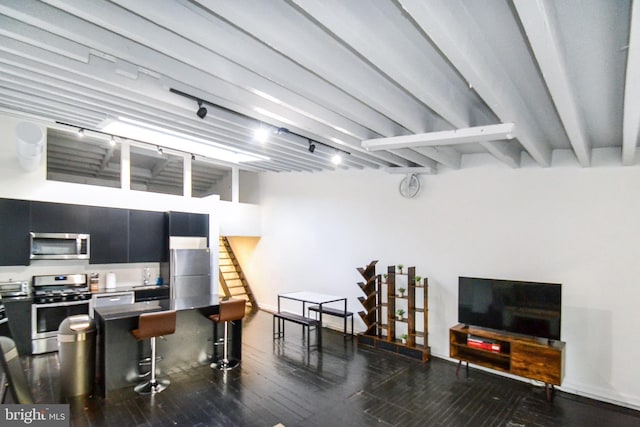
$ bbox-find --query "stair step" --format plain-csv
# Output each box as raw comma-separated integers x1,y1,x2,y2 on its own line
219,236,258,310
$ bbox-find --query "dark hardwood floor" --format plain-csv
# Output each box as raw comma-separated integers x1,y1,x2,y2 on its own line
13,310,640,426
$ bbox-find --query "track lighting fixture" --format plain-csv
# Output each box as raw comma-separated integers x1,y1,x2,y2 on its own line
157,146,163,154
196,100,207,119
77,128,84,138
109,135,116,146
191,153,196,161
169,88,352,161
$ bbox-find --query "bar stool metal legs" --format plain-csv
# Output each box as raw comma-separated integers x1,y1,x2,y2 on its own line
215,319,239,370
130,310,176,395
134,336,170,394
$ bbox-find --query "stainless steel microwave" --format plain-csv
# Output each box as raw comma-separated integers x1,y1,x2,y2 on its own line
30,232,90,260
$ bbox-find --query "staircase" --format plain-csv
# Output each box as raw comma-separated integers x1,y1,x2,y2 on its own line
218,236,258,310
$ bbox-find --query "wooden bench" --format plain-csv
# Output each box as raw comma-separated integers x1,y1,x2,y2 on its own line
273,312,320,349
307,305,354,338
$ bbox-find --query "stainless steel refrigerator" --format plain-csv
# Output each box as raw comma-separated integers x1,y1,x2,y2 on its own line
161,248,212,300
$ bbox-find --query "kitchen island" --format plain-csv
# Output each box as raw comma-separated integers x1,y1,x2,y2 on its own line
94,295,242,397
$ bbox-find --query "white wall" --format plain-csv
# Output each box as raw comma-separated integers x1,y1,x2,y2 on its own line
245,154,640,410
240,170,260,204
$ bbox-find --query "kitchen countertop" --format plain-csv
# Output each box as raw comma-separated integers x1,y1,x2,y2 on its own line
94,300,169,320
93,294,220,320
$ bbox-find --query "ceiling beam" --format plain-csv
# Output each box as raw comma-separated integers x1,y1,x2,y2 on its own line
290,0,517,170
192,0,436,134
412,146,461,170
111,0,408,139
361,123,514,151
479,141,520,168
400,0,552,166
0,14,89,62
513,0,591,167
623,0,640,166
39,0,391,159
388,148,438,169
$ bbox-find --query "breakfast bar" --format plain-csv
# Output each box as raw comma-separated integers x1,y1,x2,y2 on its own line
94,296,242,397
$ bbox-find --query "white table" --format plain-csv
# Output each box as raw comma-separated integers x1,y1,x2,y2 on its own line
277,291,347,348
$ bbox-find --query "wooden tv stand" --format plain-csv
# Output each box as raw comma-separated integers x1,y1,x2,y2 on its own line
450,324,565,400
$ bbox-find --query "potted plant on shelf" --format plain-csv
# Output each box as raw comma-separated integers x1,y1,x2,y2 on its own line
398,287,406,297
415,275,422,287
400,334,408,344
396,309,405,320
397,264,404,274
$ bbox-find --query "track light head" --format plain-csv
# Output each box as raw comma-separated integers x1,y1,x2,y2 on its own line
196,100,207,119
331,152,342,165
276,127,289,135
308,140,316,153
77,128,85,138
191,153,196,161
254,126,270,143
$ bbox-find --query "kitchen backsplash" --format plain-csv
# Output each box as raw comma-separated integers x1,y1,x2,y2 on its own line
0,261,161,289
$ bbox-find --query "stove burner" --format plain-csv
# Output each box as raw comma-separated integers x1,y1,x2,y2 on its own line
33,289,91,304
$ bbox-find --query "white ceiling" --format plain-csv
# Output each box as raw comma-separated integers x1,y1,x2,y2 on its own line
0,0,636,173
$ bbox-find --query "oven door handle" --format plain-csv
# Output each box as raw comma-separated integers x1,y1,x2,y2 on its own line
33,300,91,308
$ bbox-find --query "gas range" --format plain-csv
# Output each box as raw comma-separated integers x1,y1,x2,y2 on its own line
31,274,90,305
31,274,92,354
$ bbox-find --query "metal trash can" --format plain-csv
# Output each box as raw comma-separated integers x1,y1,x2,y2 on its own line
58,314,96,398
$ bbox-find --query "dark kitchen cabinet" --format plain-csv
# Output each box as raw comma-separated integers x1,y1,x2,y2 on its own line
89,206,129,264
4,298,33,355
31,201,89,233
0,198,31,266
168,211,209,242
128,210,167,263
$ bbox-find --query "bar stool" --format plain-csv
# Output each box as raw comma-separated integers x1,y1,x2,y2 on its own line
130,310,176,394
208,298,245,371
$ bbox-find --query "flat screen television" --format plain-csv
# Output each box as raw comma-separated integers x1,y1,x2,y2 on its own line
458,277,562,341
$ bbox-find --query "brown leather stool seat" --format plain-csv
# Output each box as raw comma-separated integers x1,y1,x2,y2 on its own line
130,310,176,394
208,298,245,370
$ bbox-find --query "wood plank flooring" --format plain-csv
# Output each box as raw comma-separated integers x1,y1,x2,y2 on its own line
11,309,640,426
